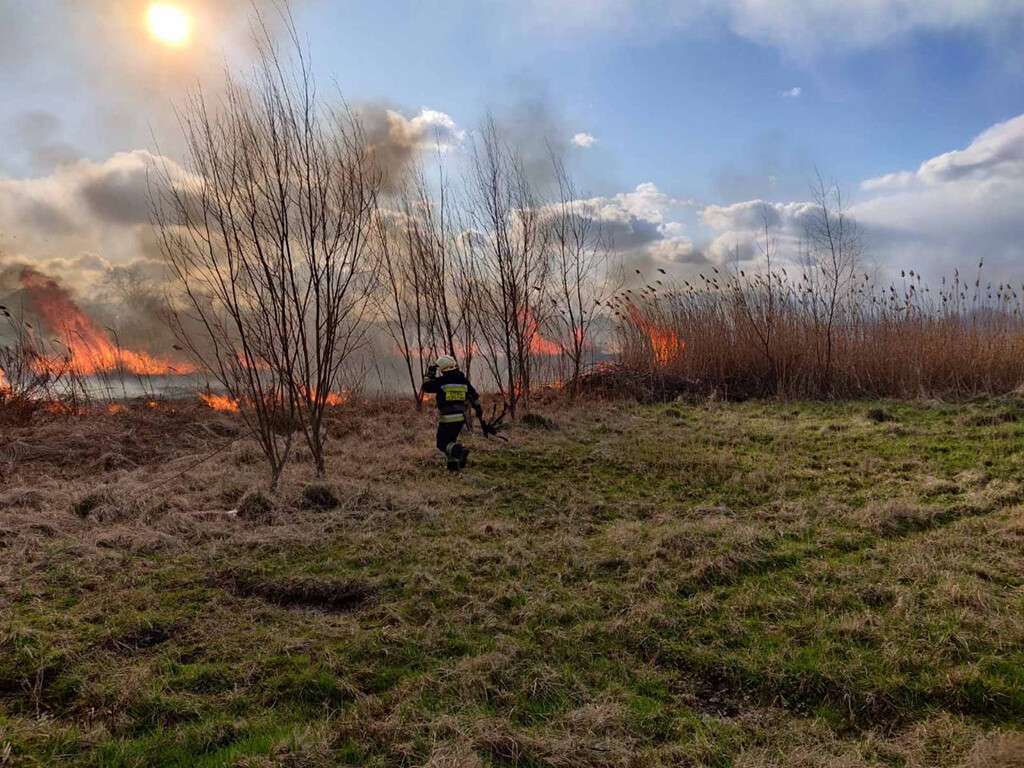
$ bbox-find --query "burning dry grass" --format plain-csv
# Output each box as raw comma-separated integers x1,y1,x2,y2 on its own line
9,267,193,379
1,397,1023,766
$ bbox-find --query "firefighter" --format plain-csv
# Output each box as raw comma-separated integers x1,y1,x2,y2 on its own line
421,354,483,471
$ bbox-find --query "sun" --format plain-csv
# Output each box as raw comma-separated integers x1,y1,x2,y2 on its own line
146,3,191,47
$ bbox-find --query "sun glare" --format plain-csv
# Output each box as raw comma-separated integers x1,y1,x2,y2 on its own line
146,3,191,47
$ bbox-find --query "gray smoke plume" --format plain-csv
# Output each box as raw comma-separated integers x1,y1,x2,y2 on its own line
357,104,466,190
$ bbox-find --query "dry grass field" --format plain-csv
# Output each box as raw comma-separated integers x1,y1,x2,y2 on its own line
1,396,1023,767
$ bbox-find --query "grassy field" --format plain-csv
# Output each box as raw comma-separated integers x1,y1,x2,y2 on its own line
1,397,1023,767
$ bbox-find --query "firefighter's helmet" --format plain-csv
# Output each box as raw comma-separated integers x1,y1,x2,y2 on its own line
435,354,458,372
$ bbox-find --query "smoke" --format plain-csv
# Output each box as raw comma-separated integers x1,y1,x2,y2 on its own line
478,87,573,191
0,1,311,160
357,105,466,190
2,111,80,176
0,252,178,359
0,150,180,296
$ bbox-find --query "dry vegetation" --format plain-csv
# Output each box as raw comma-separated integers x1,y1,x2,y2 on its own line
1,396,1023,767
615,251,1024,400
2,17,1024,768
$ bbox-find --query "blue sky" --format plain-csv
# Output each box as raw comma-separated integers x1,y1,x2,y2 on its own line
296,0,1024,203
1,0,1023,286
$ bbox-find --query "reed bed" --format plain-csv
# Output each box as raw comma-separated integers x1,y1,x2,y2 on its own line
613,264,1024,399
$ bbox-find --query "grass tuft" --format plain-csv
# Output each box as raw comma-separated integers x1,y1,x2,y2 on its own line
300,482,340,511
236,490,275,523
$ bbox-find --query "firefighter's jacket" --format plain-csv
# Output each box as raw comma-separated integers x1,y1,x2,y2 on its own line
422,369,481,423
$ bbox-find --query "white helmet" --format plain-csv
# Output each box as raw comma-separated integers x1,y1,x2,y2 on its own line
435,354,458,372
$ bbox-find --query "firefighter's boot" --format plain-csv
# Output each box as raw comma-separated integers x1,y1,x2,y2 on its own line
446,443,461,472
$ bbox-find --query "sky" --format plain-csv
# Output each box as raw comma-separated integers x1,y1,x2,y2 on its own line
2,0,1024,292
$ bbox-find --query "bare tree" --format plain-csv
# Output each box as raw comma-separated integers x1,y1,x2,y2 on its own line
374,159,479,406
804,171,861,394
465,116,551,417
154,16,381,486
730,206,781,394
547,153,614,396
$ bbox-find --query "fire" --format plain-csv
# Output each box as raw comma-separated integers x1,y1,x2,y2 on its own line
523,309,561,356
19,268,194,376
299,386,351,407
199,393,240,413
530,333,561,356
323,390,348,407
0,368,8,393
106,403,127,415
627,306,684,367
43,400,81,416
199,388,347,413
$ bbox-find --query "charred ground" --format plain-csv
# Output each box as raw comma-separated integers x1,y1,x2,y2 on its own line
1,397,1023,766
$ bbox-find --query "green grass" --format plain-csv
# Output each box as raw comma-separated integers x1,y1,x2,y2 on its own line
2,399,1023,766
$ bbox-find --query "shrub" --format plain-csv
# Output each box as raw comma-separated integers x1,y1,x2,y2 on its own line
72,489,114,518
300,483,339,511
236,491,275,523
521,413,558,430
866,408,894,423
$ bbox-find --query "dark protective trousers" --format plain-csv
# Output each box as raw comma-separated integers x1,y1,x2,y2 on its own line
436,420,465,455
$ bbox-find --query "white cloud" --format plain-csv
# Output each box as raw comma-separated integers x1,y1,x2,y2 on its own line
702,199,814,233
698,112,1024,277
572,131,598,148
647,236,698,263
850,113,1024,276
567,182,701,266
700,199,817,265
721,0,1021,54
867,113,1024,189
780,87,802,99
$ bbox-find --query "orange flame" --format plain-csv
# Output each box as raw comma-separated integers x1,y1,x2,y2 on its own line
20,268,194,376
199,393,240,413
299,386,351,407
523,309,561,356
199,388,347,413
627,306,684,367
322,390,349,407
43,400,81,416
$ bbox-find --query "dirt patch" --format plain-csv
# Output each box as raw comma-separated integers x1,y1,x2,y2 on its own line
107,624,175,653
0,487,45,510
520,413,559,431
218,569,377,612
866,407,896,423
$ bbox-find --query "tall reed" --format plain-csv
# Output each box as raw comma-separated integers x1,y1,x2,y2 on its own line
613,263,1024,399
